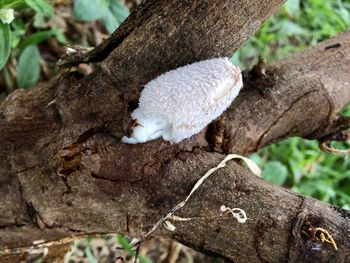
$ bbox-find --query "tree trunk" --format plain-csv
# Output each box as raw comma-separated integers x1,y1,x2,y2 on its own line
0,0,350,262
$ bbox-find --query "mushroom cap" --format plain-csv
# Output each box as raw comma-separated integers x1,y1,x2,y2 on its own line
136,57,243,143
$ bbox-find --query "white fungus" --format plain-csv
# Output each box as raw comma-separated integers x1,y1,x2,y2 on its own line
122,57,243,144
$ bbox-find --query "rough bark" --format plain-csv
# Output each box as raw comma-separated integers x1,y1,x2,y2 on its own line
0,0,350,262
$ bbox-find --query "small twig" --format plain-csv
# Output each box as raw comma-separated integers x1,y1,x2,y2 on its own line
320,141,350,155
319,115,350,155
133,242,141,263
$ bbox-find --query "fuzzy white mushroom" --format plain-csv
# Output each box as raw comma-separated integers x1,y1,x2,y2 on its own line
122,57,243,144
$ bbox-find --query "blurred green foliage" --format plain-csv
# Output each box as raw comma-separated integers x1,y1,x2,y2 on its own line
236,0,350,209
0,0,66,89
74,0,129,34
116,235,151,263
232,0,350,69
0,0,129,91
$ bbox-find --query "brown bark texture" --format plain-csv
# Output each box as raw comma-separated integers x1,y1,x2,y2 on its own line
0,0,350,262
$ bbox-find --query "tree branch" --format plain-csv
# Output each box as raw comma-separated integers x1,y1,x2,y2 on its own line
214,30,350,154
0,0,350,262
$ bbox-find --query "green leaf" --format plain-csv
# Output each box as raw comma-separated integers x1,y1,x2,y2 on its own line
341,103,350,116
0,23,11,70
102,8,120,34
2,64,13,89
342,204,350,211
284,0,300,18
52,28,67,44
33,12,47,28
18,29,56,49
10,18,26,48
116,235,151,263
262,161,288,186
73,0,109,21
337,2,350,26
101,0,129,33
139,255,152,263
0,0,25,8
84,246,98,263
16,45,40,89
102,0,129,33
24,0,53,18
279,20,306,36
117,235,135,255
109,0,129,23
64,240,80,262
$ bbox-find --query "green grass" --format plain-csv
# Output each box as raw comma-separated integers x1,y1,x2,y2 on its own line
232,0,350,69
235,0,350,209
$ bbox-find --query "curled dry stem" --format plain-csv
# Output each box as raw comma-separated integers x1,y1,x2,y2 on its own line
314,227,338,250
